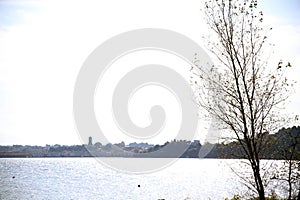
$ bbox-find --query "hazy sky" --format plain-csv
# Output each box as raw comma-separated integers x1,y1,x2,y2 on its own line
0,0,299,146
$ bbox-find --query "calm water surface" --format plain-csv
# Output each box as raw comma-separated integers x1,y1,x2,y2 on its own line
0,158,284,200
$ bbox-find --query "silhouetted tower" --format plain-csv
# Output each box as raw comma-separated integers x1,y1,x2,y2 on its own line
88,136,93,145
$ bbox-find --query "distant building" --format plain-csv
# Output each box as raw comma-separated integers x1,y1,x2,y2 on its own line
191,140,201,146
88,136,93,145
115,141,125,148
127,142,152,148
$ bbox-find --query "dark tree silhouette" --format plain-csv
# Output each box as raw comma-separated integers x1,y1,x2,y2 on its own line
192,0,295,199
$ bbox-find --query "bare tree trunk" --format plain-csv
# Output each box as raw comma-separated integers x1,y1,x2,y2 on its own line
288,159,292,200
197,0,294,198
253,162,265,200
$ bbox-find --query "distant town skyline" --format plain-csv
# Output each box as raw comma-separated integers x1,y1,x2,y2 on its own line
0,0,300,146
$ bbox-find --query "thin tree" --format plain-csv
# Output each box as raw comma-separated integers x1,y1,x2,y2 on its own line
273,127,300,199
284,128,300,200
191,0,294,199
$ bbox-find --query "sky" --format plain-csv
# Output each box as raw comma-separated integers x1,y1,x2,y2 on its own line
0,0,299,146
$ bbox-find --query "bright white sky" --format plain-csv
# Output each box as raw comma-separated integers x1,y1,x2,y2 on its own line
0,0,299,146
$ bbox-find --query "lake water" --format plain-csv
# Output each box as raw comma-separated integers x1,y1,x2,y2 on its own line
0,158,287,200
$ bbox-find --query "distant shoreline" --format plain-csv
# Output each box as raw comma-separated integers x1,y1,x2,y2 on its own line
0,156,288,160
1,126,299,160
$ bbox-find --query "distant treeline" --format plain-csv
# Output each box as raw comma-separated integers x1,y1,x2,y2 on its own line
0,126,299,159
211,126,300,160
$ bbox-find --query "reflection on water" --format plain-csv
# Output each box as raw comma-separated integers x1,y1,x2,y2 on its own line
0,158,288,199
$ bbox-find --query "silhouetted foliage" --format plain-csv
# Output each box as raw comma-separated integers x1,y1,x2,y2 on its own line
191,0,295,198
